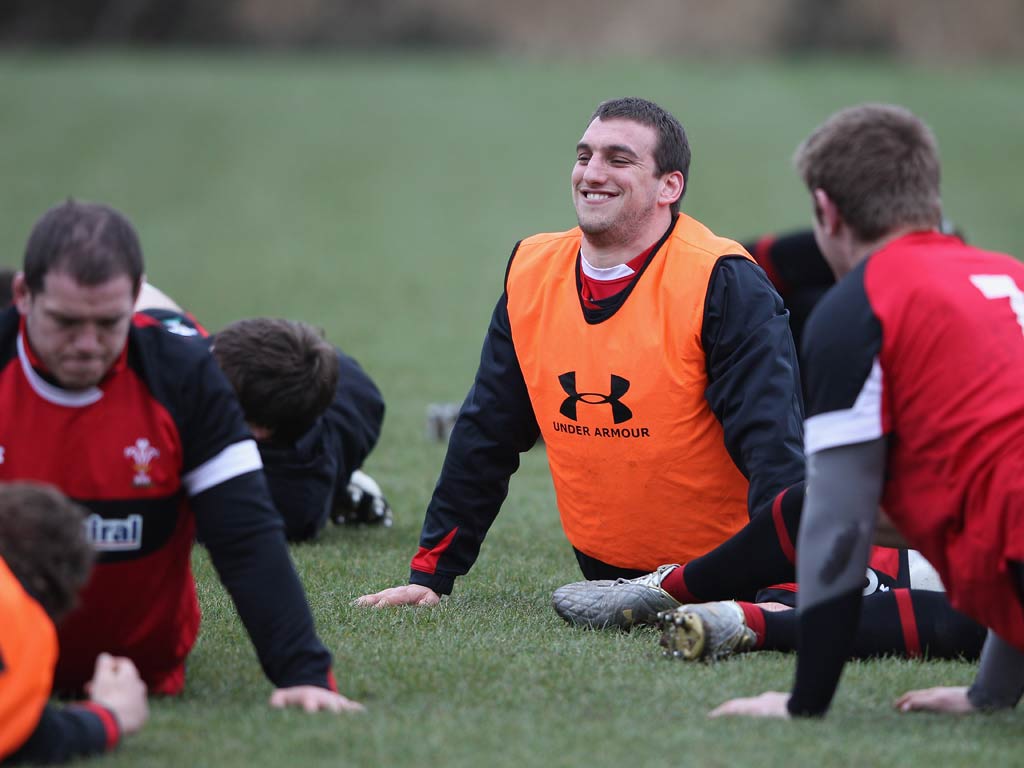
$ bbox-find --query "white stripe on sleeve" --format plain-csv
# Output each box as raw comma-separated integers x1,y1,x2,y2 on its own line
805,357,884,455
183,439,263,496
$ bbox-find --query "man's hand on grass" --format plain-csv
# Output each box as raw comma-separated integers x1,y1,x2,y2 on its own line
269,686,364,713
708,692,792,719
354,584,440,607
894,686,974,714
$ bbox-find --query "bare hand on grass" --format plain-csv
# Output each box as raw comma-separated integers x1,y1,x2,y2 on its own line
894,686,974,714
355,585,440,607
708,691,791,719
269,686,365,713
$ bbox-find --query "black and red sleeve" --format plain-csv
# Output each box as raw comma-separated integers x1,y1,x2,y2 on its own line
5,703,119,765
410,285,540,595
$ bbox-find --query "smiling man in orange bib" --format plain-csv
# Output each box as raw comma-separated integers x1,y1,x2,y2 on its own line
359,97,806,611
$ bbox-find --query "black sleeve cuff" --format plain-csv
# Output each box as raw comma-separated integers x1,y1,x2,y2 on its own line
6,703,117,764
409,569,455,596
788,589,863,717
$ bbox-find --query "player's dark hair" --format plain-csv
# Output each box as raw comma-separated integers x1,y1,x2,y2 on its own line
23,199,144,296
794,103,942,242
0,482,94,622
589,97,691,214
212,318,339,445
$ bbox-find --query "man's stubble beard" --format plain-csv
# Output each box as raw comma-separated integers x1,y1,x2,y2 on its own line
576,205,654,250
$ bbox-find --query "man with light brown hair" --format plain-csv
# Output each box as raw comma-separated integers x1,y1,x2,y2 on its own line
714,103,1024,719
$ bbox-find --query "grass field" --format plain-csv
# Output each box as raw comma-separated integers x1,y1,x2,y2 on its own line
2,52,1024,767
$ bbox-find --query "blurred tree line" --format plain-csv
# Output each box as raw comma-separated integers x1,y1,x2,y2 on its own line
2,0,1022,59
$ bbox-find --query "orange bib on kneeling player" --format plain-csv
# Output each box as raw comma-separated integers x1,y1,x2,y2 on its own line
0,556,58,760
506,214,751,570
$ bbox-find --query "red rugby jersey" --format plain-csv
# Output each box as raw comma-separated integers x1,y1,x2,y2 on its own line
0,309,334,694
802,231,1024,647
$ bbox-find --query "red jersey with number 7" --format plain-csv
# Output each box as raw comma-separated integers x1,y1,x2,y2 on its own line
802,231,1024,649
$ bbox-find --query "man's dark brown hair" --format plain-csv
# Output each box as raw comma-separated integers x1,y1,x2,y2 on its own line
589,97,691,214
212,318,339,445
23,199,144,295
0,482,94,621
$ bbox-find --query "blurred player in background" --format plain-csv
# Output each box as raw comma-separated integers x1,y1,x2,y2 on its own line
135,283,392,542
743,230,834,354
743,220,963,359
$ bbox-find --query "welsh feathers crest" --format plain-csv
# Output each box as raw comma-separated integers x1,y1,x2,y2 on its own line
124,437,160,487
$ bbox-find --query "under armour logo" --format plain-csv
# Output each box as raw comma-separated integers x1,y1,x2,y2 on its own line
558,372,633,424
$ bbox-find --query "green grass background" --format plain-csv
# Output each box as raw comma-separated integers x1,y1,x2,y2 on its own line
2,52,1023,767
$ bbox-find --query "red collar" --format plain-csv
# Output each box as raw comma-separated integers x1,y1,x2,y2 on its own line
580,243,658,308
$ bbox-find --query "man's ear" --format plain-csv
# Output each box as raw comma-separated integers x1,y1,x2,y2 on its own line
12,272,31,315
813,188,842,236
660,171,684,207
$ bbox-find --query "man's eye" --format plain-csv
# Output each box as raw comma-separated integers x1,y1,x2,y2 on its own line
576,155,590,164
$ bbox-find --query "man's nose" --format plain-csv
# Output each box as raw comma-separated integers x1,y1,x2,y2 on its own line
72,324,103,352
582,157,608,183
